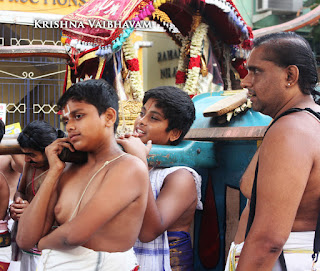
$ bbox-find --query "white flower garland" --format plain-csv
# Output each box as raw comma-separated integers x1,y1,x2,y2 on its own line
122,38,144,101
184,23,209,95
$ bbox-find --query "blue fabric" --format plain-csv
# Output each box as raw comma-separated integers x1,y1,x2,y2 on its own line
168,231,194,271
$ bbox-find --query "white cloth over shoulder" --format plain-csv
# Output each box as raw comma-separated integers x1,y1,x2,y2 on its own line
225,231,320,271
149,166,203,211
37,247,138,271
134,166,203,271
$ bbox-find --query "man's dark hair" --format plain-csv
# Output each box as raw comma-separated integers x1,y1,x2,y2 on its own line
58,79,119,132
17,120,60,152
253,32,318,97
143,86,195,145
0,119,5,142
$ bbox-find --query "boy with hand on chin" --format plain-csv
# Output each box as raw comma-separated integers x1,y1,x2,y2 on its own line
16,79,149,271
117,86,203,271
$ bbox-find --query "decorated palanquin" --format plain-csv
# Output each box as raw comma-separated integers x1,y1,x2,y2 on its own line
60,0,253,130
0,2,318,270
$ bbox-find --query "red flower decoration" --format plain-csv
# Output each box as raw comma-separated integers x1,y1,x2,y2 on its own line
127,58,140,71
242,39,253,50
188,55,201,69
175,70,186,84
232,59,248,79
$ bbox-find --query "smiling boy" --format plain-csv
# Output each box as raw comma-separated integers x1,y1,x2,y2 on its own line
16,79,149,270
117,86,203,271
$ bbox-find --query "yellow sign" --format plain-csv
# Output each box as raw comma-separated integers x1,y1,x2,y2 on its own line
0,0,86,15
5,123,21,135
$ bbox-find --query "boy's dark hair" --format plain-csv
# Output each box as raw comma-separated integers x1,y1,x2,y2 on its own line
18,120,61,152
253,32,318,96
0,119,5,142
143,86,195,145
57,79,119,132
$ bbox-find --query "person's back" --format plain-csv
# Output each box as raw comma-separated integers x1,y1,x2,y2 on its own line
0,173,10,271
0,120,12,271
117,86,202,271
225,32,320,270
0,155,23,202
16,79,149,271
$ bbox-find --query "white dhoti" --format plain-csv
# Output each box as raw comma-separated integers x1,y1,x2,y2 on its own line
20,250,40,271
225,231,320,271
0,246,11,264
0,218,11,270
37,246,139,271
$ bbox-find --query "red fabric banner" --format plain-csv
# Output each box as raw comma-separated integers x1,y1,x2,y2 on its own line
61,0,145,45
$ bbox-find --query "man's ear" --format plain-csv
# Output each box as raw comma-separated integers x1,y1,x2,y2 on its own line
103,107,117,127
169,128,182,142
286,65,299,87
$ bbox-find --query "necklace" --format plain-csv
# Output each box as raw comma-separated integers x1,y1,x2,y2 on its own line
69,153,127,221
31,169,49,196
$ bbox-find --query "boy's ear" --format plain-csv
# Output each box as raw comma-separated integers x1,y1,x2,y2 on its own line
169,128,182,142
103,107,117,127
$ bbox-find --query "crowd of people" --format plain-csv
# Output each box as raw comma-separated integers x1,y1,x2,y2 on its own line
0,80,202,271
0,31,319,271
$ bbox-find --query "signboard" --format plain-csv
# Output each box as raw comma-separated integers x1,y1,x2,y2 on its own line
0,103,6,125
0,0,86,15
5,123,21,135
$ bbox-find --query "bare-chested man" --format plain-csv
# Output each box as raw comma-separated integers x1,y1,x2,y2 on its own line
0,119,12,271
10,120,62,271
0,155,24,201
16,79,149,271
117,86,202,271
224,32,320,271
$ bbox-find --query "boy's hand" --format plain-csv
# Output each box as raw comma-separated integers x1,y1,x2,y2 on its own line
45,138,74,173
116,134,152,165
10,198,29,221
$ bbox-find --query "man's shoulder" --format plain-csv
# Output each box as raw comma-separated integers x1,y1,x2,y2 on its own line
261,109,320,158
0,155,13,171
267,109,320,139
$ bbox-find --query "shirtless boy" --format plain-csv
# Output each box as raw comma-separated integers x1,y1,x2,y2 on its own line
16,79,149,270
225,32,320,270
10,120,61,270
117,86,202,271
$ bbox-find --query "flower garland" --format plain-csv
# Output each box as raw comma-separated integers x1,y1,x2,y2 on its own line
122,38,144,101
175,36,189,88
183,23,208,95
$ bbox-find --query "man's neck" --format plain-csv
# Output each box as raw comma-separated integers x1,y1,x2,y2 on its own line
272,93,316,119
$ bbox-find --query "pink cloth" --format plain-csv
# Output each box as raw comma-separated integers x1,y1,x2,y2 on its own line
0,220,8,232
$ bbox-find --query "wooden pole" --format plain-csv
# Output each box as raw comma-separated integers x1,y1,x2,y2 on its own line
0,135,23,155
